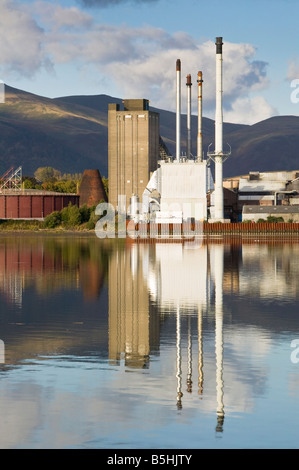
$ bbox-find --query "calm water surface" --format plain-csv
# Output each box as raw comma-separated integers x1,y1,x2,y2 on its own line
0,234,298,449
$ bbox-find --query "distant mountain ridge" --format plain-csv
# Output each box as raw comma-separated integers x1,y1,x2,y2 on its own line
0,85,299,178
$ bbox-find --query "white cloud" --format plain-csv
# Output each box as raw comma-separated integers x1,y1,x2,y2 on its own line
286,59,299,82
0,0,49,77
223,96,277,125
0,1,274,123
78,0,158,6
31,1,93,31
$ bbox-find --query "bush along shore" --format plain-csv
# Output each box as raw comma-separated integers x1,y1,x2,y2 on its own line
0,203,101,232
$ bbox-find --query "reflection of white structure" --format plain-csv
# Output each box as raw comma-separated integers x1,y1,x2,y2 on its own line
145,241,224,429
239,244,299,299
211,244,225,431
148,243,208,309
0,340,4,364
0,272,23,308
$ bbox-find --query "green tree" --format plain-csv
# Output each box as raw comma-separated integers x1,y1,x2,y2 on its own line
43,211,62,228
23,179,35,189
102,176,108,197
34,167,61,182
61,204,82,227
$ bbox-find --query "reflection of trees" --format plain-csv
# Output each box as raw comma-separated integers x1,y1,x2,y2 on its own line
0,236,116,302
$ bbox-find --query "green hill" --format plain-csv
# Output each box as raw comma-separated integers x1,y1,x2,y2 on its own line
0,85,299,179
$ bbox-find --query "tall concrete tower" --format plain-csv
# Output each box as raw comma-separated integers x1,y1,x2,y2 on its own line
208,37,231,221
108,99,160,213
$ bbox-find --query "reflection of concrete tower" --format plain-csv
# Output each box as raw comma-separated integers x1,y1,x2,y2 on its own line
108,244,160,369
108,99,160,213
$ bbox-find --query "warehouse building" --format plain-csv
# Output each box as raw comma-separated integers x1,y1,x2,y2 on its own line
0,190,79,220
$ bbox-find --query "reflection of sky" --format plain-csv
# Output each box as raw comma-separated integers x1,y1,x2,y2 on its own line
0,333,298,449
0,238,299,448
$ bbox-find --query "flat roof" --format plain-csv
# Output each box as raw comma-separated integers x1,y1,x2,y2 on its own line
0,190,79,196
243,205,299,213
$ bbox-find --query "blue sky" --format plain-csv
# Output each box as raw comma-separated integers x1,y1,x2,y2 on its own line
1,0,299,124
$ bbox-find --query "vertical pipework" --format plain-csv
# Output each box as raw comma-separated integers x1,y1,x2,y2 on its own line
186,74,192,159
176,59,181,162
197,71,203,162
214,37,224,220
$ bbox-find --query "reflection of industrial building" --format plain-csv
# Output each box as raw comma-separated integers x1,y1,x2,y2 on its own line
146,241,225,430
108,244,161,368
0,238,106,306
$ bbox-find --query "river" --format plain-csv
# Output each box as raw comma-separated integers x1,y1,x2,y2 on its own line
0,234,298,449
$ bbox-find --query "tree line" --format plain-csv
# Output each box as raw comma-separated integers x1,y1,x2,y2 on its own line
22,166,108,197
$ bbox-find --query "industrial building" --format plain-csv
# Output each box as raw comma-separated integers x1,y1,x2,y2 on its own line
107,38,230,225
0,190,79,220
224,170,299,221
0,166,109,220
79,169,107,207
108,99,160,214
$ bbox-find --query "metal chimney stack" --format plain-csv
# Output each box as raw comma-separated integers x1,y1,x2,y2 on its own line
176,59,181,162
207,37,230,221
215,37,223,155
197,71,203,162
214,37,224,220
186,74,192,159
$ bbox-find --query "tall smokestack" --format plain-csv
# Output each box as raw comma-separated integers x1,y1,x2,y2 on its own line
197,71,203,162
186,74,192,159
207,37,230,221
214,37,224,220
215,37,223,154
176,59,181,162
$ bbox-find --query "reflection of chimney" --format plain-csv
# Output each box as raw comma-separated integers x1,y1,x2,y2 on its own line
197,71,203,162
214,244,225,432
187,316,192,393
186,74,192,159
176,305,183,408
198,306,204,395
176,59,181,162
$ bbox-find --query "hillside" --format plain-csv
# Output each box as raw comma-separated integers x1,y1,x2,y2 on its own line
0,85,299,178
0,86,110,176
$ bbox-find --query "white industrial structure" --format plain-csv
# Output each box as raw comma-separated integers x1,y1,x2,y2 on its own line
136,36,231,225
141,57,213,223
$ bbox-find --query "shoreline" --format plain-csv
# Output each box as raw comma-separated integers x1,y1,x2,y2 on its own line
1,221,299,239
